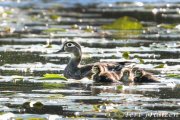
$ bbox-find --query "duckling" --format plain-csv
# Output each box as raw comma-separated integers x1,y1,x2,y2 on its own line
132,68,160,83
91,65,121,83
119,67,134,82
55,41,131,79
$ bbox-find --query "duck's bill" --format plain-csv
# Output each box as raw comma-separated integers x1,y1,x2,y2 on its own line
54,48,64,53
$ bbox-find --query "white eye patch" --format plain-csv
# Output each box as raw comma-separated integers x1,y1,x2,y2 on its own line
66,43,75,47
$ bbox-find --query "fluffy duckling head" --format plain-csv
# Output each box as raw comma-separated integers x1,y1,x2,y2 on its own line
120,67,133,82
92,65,101,74
132,67,144,78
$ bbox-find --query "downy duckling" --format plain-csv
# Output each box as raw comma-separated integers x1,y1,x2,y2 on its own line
91,65,121,83
119,67,134,82
132,68,160,83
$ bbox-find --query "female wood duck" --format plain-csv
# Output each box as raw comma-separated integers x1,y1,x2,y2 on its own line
132,67,160,83
55,41,130,79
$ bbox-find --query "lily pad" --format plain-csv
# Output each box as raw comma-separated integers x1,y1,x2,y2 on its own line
102,16,143,30
158,24,176,29
41,74,67,80
122,51,130,60
154,64,166,68
43,28,66,33
50,14,61,20
116,85,123,90
166,74,180,79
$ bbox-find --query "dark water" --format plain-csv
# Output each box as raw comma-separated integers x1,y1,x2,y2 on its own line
0,0,179,120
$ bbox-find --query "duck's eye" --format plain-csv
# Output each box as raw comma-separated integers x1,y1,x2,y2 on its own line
66,43,75,47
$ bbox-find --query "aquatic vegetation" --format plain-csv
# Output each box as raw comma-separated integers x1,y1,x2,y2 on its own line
154,64,166,68
122,51,130,59
102,16,143,30
166,74,180,79
43,28,66,33
49,14,61,21
158,24,177,29
116,85,123,90
41,74,67,80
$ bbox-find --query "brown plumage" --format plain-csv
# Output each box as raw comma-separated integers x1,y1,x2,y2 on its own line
132,68,160,83
91,65,121,82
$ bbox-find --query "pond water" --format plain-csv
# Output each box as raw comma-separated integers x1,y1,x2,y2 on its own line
0,0,180,120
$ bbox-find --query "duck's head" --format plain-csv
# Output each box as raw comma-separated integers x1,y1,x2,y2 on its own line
132,67,144,78
121,68,131,78
55,41,82,57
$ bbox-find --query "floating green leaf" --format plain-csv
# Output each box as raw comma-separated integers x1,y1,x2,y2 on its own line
43,28,66,33
15,118,23,120
166,74,180,79
154,64,166,68
41,74,67,80
48,94,64,99
158,24,176,29
116,85,123,90
93,105,100,111
122,51,130,59
102,16,143,30
50,14,61,20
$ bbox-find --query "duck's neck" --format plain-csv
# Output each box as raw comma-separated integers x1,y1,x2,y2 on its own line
67,51,82,69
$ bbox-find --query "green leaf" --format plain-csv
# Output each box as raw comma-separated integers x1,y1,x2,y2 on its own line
43,28,66,33
41,73,67,80
154,64,166,68
122,51,130,59
50,14,61,20
93,105,100,111
116,85,123,90
48,94,64,99
166,74,180,79
158,23,176,29
102,16,143,30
